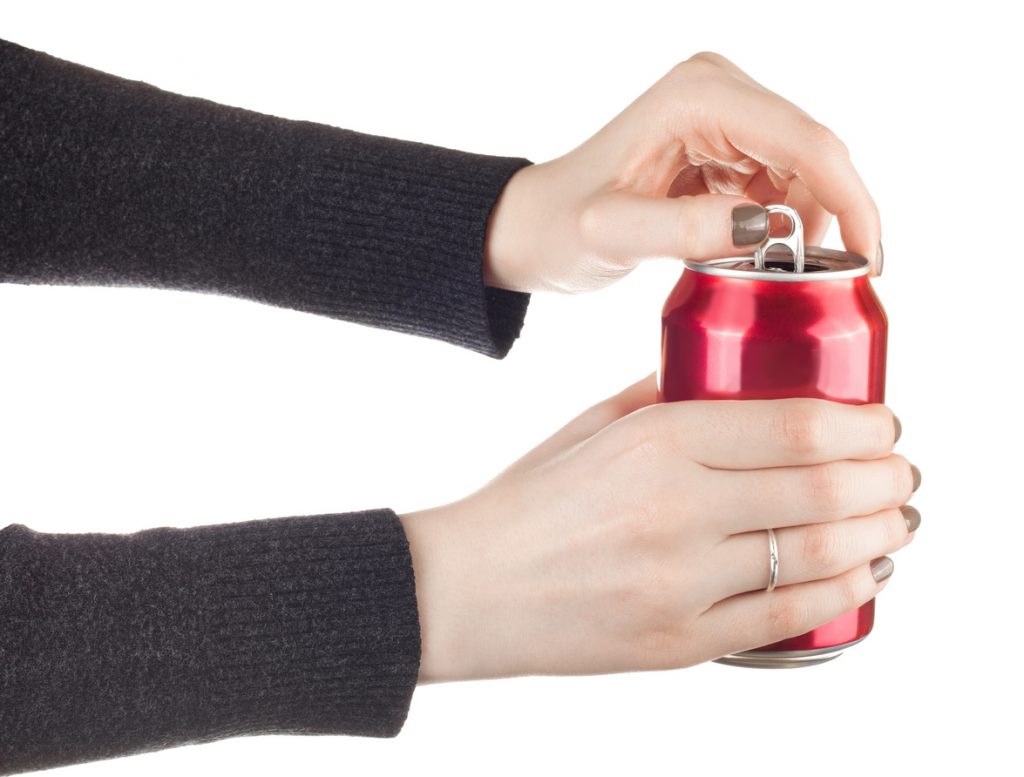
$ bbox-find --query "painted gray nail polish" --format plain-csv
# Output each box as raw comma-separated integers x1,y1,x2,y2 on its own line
893,414,902,444
732,205,769,246
871,557,894,583
911,464,922,492
901,505,921,533
876,242,884,275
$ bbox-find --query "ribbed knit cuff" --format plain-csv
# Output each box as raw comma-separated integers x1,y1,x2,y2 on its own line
292,127,533,358
0,510,420,775
1,37,531,359
196,510,421,737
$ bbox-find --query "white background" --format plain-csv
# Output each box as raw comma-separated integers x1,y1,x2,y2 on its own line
2,1,1022,775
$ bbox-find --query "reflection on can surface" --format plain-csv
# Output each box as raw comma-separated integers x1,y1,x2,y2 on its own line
659,206,887,668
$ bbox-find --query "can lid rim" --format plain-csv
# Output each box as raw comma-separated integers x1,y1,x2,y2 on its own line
684,246,870,281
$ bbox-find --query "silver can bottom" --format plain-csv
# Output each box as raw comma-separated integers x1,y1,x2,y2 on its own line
713,636,867,669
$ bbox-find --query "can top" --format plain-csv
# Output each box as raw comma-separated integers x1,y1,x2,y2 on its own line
683,205,870,282
684,246,870,282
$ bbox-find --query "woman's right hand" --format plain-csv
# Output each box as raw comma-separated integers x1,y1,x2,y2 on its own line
484,51,883,296
399,373,920,683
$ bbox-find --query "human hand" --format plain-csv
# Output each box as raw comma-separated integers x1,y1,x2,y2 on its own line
484,52,883,293
398,373,919,683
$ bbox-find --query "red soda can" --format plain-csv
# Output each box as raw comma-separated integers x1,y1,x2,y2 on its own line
658,205,887,668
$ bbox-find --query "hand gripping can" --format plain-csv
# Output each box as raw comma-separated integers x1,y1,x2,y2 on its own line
658,205,887,668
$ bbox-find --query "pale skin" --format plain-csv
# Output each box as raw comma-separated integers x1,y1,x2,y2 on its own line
484,51,883,293
400,53,912,684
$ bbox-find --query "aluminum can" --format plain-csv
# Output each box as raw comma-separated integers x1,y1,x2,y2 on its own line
658,205,887,668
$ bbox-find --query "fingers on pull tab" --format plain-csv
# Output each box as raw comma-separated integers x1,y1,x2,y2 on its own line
753,205,806,273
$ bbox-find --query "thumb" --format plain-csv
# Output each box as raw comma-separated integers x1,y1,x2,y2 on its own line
583,191,768,264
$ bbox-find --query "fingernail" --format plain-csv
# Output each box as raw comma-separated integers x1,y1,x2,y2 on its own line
900,505,921,533
893,414,901,444
910,464,922,492
871,557,894,583
732,204,769,246
876,242,884,275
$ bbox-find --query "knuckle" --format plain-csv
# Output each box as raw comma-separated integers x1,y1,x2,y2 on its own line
801,119,850,159
834,571,864,612
802,522,844,574
616,405,669,462
632,625,686,671
580,402,626,437
675,196,706,256
636,562,677,609
671,52,725,82
890,454,914,499
616,501,662,550
613,561,681,633
882,508,907,547
776,400,830,457
687,51,727,68
806,462,848,517
576,196,610,248
870,406,897,453
766,595,809,640
629,404,690,461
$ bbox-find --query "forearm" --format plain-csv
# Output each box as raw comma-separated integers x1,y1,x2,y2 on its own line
0,510,420,775
0,37,531,357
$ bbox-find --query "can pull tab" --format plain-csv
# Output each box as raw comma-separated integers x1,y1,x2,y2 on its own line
753,204,805,273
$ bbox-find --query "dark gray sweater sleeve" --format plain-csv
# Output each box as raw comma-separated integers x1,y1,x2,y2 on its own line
0,512,421,774
0,37,530,774
0,36,532,357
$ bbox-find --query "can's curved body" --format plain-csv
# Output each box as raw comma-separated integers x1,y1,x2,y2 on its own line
659,235,888,668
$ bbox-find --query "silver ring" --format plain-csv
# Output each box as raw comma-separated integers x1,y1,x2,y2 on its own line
766,528,779,593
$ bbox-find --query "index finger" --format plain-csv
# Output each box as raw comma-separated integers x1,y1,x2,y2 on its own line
721,85,882,270
653,397,898,470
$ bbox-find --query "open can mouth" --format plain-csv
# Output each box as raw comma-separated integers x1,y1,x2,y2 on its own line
684,245,870,282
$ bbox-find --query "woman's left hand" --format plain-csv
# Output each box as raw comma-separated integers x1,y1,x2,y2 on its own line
484,51,882,293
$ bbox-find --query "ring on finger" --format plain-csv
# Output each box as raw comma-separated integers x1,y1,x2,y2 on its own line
766,527,779,593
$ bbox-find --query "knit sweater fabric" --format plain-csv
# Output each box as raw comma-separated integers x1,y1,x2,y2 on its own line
0,37,532,774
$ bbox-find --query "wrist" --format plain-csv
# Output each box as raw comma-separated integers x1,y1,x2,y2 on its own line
398,500,478,684
483,162,543,293
399,492,533,684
